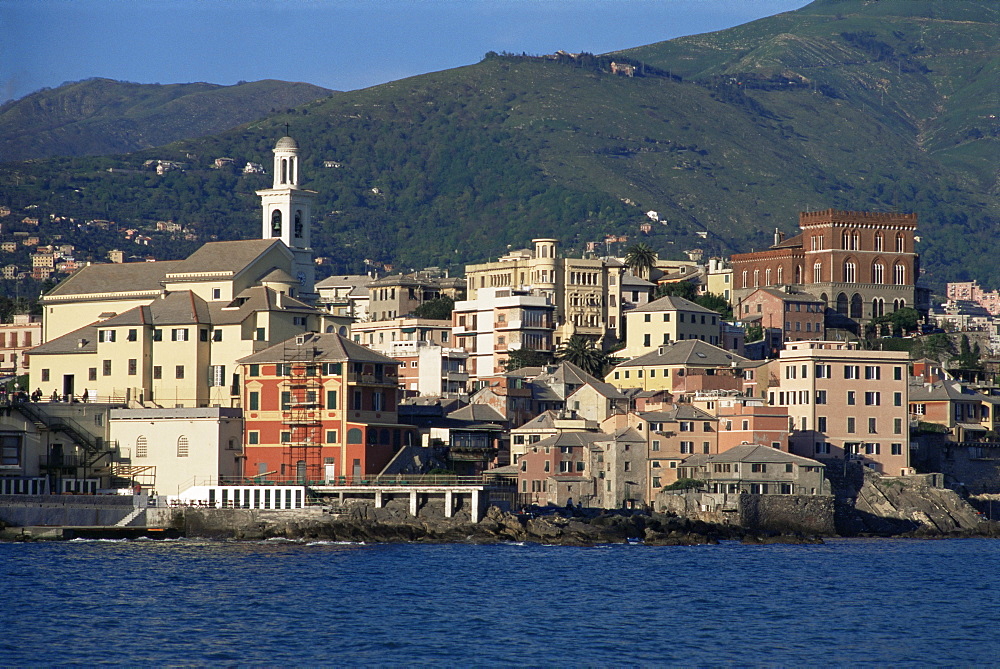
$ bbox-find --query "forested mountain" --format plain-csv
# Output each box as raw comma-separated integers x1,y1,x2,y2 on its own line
0,78,334,161
0,0,996,291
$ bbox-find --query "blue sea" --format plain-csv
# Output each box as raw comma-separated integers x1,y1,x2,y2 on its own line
2,537,998,666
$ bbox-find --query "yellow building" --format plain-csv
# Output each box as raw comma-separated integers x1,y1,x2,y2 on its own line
620,295,722,359
29,136,330,408
606,339,750,395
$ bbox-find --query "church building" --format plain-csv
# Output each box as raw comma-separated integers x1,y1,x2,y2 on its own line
29,136,329,408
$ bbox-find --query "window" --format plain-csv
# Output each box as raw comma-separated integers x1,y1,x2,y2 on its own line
210,365,225,387
847,417,856,433
817,416,827,431
41,369,50,382
894,418,902,435
136,436,147,458
177,436,189,458
280,431,291,443
680,441,694,454
248,364,260,377
152,366,161,380
326,390,338,410
868,417,877,434
326,430,338,443
816,364,832,378
891,443,902,455
200,329,209,342
751,463,767,473
128,359,137,376
894,263,906,285
99,330,115,343
212,329,222,342
865,392,881,406
894,366,903,381
815,442,830,455
624,461,631,472
175,365,185,379
679,421,694,432
815,390,827,405
248,431,260,445
865,366,881,380
89,368,97,381
373,392,385,411
213,288,221,300
153,329,162,342
171,328,188,342
102,360,111,376
652,440,660,452
845,365,859,379
847,391,856,406
352,390,363,410
844,261,856,283
248,392,260,411
281,391,291,411
127,329,137,342
256,328,265,341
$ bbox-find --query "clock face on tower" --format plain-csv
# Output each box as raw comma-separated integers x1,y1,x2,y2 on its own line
297,271,306,286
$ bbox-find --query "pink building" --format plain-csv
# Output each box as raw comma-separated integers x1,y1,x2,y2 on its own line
0,315,41,375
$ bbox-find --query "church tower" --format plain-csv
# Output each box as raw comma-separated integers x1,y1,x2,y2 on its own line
256,135,317,300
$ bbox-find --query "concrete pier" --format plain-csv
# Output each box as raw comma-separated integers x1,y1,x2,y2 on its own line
312,485,491,522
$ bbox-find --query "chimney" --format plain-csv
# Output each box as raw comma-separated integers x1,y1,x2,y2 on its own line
773,228,784,246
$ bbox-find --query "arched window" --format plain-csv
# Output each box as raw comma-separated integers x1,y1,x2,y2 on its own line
850,293,863,319
294,210,303,238
177,436,189,458
795,265,802,283
742,270,748,288
852,231,860,250
777,266,783,284
347,428,363,444
874,232,884,252
894,263,906,285
271,209,282,237
836,293,849,315
896,233,905,253
753,270,760,287
288,157,295,184
813,262,822,283
872,262,885,284
765,268,772,285
844,260,856,283
842,231,850,249
136,436,148,458
872,298,884,318
281,158,288,184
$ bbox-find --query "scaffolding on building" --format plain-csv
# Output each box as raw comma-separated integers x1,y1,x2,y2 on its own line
282,336,325,484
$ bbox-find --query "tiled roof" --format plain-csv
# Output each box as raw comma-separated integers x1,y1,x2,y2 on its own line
706,444,823,466
448,404,507,423
168,239,285,276
45,260,184,298
237,332,397,365
630,295,718,315
614,339,749,369
26,322,99,355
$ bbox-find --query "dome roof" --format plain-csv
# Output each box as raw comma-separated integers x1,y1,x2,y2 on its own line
274,136,299,150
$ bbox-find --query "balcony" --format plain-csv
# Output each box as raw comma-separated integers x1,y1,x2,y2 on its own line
347,372,398,386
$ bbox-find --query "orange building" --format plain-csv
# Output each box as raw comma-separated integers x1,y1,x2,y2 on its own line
238,332,416,484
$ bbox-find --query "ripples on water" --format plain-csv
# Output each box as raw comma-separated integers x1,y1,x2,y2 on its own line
2,538,998,666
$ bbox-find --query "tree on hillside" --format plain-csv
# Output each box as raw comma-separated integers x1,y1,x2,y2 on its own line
654,281,697,300
624,243,657,281
555,335,611,378
413,296,454,320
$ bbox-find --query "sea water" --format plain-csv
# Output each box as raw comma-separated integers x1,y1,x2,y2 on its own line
2,538,998,666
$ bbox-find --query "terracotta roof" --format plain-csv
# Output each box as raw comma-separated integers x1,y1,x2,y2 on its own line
705,444,823,466
448,404,507,423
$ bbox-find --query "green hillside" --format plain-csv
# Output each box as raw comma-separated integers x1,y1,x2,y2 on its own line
0,0,996,292
0,78,334,161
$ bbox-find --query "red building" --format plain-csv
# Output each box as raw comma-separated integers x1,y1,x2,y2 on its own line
730,209,923,323
238,332,415,484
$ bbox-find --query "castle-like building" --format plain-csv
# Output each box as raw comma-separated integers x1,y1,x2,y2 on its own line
29,136,330,408
730,209,927,325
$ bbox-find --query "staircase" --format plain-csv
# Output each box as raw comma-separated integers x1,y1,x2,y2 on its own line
14,401,116,468
114,507,146,527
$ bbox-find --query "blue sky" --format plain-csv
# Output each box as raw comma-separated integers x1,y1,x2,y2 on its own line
1,0,810,103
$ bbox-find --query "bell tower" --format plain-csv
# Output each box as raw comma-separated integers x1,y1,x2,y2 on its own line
256,134,317,300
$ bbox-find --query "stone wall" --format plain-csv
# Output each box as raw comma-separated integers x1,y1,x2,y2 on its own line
738,493,836,535
656,491,835,535
0,494,136,527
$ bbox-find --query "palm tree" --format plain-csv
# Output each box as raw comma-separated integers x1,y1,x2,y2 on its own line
556,335,611,378
624,242,657,280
